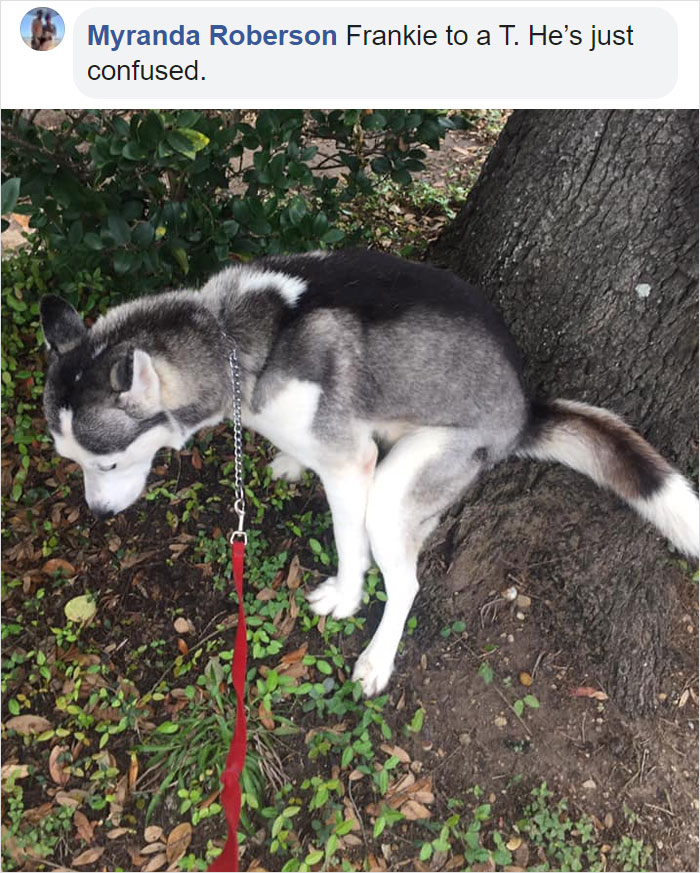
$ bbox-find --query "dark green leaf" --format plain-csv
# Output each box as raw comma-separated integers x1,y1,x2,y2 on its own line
107,214,131,246
321,228,344,244
1,177,21,215
132,222,155,248
122,141,148,161
83,232,104,251
113,251,136,274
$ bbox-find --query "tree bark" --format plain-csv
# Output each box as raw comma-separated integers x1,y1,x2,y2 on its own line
426,110,698,714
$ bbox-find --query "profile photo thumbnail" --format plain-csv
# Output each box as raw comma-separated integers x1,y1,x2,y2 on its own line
21,7,64,51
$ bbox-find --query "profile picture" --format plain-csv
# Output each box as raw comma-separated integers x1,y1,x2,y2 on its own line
21,7,64,51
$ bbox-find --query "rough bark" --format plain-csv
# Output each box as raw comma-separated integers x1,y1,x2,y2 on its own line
425,110,698,714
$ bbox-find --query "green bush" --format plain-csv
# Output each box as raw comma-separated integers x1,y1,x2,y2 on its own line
1,108,467,303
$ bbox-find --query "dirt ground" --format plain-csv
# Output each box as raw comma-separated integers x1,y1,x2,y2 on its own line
3,427,697,871
2,114,698,872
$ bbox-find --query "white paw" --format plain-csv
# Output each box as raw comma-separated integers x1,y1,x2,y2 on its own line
268,453,305,482
352,648,394,696
307,577,362,619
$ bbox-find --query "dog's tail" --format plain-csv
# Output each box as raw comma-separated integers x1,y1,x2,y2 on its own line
517,399,699,557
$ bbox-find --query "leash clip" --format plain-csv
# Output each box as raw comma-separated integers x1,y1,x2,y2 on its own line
230,496,247,545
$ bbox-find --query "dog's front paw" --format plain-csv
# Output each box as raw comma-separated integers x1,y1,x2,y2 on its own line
268,452,305,482
352,648,394,696
307,577,362,619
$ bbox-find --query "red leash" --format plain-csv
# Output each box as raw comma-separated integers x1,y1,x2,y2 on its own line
209,340,248,871
208,535,247,872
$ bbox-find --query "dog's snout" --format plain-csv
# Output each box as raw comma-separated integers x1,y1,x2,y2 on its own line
91,505,115,520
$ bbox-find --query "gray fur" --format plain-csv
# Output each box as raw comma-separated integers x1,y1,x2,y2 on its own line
42,253,528,465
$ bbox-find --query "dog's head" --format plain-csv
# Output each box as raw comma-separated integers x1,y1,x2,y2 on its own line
40,296,186,517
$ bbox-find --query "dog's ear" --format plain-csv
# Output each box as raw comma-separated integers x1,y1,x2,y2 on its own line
40,296,87,355
111,347,162,411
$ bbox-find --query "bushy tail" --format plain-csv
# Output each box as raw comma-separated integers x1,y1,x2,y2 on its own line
518,399,699,557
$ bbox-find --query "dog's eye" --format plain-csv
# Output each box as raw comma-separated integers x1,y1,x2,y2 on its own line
97,463,117,472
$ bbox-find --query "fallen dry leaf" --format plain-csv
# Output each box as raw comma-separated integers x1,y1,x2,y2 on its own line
286,555,302,589
258,702,274,731
128,847,146,868
49,745,71,787
128,751,139,791
570,686,608,701
274,611,298,638
5,714,52,735
106,827,130,839
55,790,83,809
73,810,94,844
403,776,433,803
256,587,277,602
72,846,105,866
173,617,195,634
0,826,42,864
380,743,411,764
400,799,432,820
166,821,193,864
280,643,308,665
412,787,435,804
277,660,307,681
388,772,415,796
109,774,129,827
144,825,164,843
42,558,76,577
177,638,189,656
143,851,168,871
513,839,530,868
141,842,167,855
23,803,53,824
470,861,496,872
1,763,30,785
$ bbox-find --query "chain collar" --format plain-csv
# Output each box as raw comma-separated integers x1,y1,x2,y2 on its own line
224,338,246,544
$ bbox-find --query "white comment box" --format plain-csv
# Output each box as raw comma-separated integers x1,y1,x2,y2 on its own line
73,6,677,99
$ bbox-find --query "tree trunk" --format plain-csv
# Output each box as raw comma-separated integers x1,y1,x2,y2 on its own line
426,110,698,714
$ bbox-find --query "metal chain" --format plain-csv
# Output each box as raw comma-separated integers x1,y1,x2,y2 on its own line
226,341,246,542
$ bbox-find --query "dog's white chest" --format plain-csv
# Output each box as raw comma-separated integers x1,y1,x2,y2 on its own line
243,378,322,466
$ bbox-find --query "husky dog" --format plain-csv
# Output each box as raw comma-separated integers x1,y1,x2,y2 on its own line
41,250,699,695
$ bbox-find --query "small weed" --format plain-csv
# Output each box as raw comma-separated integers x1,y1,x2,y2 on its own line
403,706,425,735
519,782,602,871
612,834,653,871
440,619,467,638
1,778,74,871
513,693,540,717
478,660,494,685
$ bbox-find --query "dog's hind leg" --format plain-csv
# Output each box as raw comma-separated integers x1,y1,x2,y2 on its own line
353,427,486,696
268,452,306,482
307,439,379,619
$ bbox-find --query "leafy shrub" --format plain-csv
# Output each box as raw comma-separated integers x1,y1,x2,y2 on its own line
1,108,467,303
